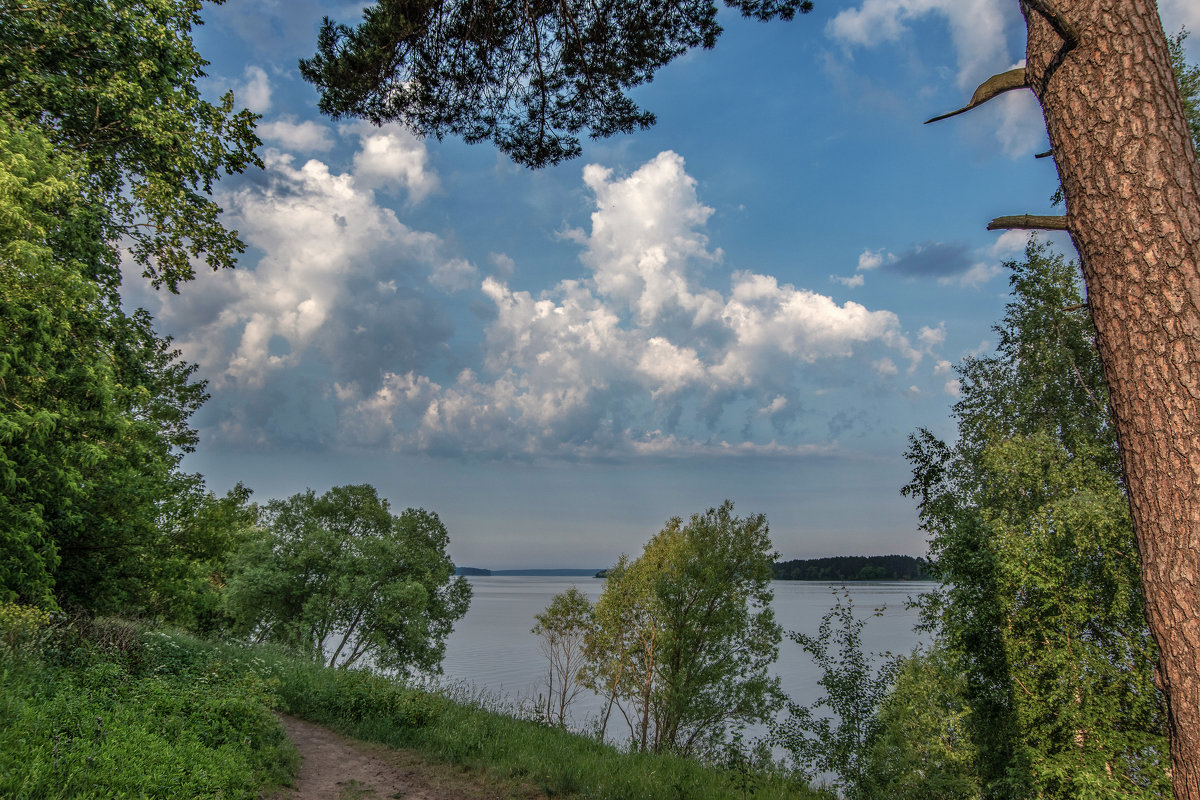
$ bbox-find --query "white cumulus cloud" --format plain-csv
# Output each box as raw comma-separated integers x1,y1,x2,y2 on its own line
333,151,926,458
150,149,452,393
234,65,272,113
257,117,335,152
827,0,1014,89
348,123,439,202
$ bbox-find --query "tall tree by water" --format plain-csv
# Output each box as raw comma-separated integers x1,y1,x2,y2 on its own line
587,501,781,755
301,3,1200,790
904,240,1168,798
225,484,472,673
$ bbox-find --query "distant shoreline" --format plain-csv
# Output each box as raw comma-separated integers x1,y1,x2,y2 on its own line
458,554,930,581
455,567,604,577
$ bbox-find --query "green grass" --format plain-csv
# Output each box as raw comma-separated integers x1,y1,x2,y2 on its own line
205,637,829,800
0,616,297,799
0,611,827,800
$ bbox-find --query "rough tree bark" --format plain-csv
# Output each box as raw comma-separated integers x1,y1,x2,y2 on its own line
1022,0,1200,794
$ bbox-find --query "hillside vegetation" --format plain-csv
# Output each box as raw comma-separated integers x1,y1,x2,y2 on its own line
0,609,827,800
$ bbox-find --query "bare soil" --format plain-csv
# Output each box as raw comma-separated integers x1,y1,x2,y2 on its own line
266,714,539,800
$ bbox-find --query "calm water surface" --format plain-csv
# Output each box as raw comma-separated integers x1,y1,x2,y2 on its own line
439,576,934,735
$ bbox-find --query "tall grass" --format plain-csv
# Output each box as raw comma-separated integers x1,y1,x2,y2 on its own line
209,637,830,800
0,611,296,799
1,609,828,800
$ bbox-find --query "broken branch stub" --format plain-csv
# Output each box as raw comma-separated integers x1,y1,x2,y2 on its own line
987,214,1069,231
925,68,1030,124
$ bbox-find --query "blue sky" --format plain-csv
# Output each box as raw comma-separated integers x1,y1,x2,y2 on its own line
126,1,1200,569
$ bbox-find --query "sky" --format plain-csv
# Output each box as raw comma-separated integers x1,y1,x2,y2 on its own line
125,1,1200,569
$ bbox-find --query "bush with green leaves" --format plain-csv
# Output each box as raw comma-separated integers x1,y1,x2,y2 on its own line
771,590,898,800
863,644,979,800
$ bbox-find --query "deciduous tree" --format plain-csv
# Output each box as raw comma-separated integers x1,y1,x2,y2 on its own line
772,591,899,800
587,501,782,755
0,0,261,291
225,485,471,673
0,0,260,615
904,240,1169,798
0,114,209,614
532,586,594,727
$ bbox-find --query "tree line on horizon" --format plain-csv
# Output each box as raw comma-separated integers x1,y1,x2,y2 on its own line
772,554,928,582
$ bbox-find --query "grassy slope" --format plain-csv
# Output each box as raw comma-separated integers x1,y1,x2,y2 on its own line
0,617,827,800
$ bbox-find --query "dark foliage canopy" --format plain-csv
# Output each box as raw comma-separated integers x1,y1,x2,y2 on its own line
301,0,811,167
773,555,929,582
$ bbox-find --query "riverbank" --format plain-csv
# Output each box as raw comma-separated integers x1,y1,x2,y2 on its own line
0,613,829,799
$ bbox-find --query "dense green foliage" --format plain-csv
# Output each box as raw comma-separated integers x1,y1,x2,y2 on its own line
225,484,472,672
0,114,213,614
773,555,928,582
0,0,261,291
0,0,260,617
301,0,812,168
864,644,979,800
587,501,782,755
0,607,295,799
903,240,1169,798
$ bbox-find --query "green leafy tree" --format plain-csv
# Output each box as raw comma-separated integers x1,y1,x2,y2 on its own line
0,116,88,608
0,115,205,614
532,586,594,727
301,5,1200,787
772,591,898,800
0,0,259,615
225,485,472,673
0,0,261,291
903,239,1169,798
588,501,782,755
864,644,979,800
143,481,262,631
585,551,661,744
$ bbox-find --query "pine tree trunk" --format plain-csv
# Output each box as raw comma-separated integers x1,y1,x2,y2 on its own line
1023,1,1200,796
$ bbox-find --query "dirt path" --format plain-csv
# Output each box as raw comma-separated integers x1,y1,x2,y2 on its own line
268,714,534,800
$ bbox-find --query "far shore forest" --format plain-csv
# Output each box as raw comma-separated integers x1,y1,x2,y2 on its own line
459,554,930,581
3,2,1200,800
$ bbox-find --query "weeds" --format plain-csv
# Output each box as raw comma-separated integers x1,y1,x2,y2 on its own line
0,607,297,799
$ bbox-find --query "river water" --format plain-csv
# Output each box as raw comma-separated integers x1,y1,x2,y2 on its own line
438,576,934,739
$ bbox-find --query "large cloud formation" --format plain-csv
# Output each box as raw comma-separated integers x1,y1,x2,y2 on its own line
333,152,932,459
143,115,943,458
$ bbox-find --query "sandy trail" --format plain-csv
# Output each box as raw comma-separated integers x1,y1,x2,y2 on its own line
268,714,531,800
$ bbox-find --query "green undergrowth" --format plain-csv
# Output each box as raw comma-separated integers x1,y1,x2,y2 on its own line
1,611,826,799
0,611,297,799
210,636,828,800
